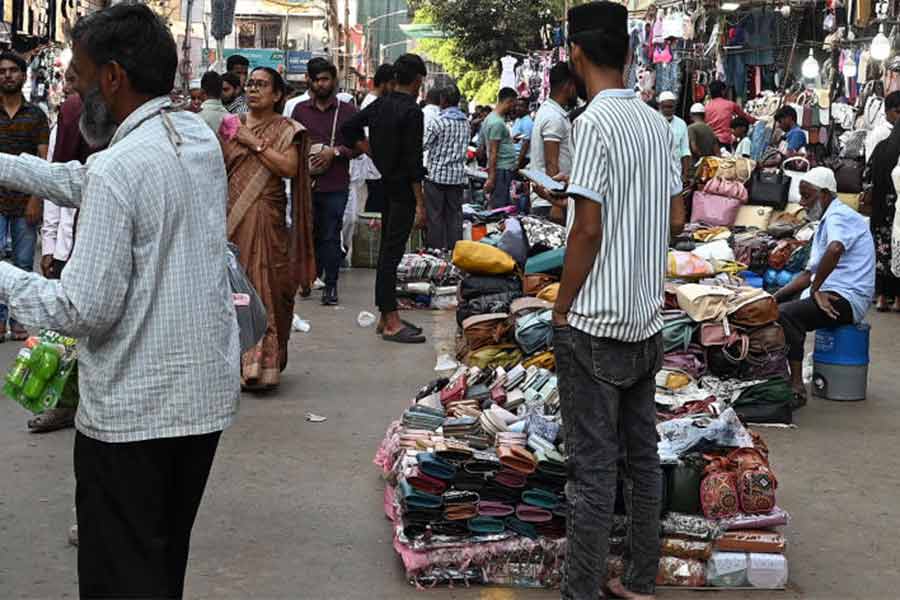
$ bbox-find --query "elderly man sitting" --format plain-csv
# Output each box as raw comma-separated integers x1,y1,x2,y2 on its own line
774,167,875,408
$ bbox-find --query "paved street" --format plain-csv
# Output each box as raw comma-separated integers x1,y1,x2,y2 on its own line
1,268,899,599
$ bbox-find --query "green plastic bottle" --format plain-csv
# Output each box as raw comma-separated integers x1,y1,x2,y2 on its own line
5,348,31,389
22,344,60,402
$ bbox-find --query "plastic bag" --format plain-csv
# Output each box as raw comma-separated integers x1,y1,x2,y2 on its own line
226,243,267,353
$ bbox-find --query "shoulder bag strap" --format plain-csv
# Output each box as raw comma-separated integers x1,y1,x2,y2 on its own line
329,101,340,146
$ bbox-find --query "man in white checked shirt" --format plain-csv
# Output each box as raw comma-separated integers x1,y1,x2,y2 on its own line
541,3,682,599
0,5,239,598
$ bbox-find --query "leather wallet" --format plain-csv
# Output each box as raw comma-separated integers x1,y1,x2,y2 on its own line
490,385,507,406
464,450,501,474
467,516,506,535
399,479,443,509
466,383,492,402
403,507,444,523
505,516,538,539
478,500,515,517
403,522,427,539
494,468,527,489
496,431,528,448
528,472,566,495
443,490,480,506
504,364,527,390
416,452,457,480
535,450,568,479
515,503,553,523
527,433,556,455
406,467,449,495
498,445,537,475
490,405,519,426
453,470,486,491
463,434,491,450
522,488,560,510
434,439,474,462
439,376,467,405
505,389,526,411
444,503,478,521
536,517,566,538
481,480,522,504
489,367,507,390
431,520,469,537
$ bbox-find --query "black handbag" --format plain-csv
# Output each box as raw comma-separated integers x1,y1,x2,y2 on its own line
460,275,522,301
826,157,864,193
749,169,790,210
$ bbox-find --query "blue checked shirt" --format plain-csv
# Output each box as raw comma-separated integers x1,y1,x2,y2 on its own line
0,96,241,443
423,107,470,186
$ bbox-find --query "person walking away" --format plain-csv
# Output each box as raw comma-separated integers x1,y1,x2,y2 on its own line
197,71,228,133
731,117,752,158
423,85,469,250
225,54,250,113
0,51,49,342
863,117,900,311
343,53,428,343
0,5,241,597
548,2,680,597
658,90,690,238
292,57,358,306
775,168,874,407
688,103,719,162
529,63,577,219
482,87,519,208
31,65,97,435
222,66,315,391
774,106,806,154
360,63,394,213
865,91,900,162
704,80,756,147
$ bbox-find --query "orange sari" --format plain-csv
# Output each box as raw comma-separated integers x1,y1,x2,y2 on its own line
223,115,316,388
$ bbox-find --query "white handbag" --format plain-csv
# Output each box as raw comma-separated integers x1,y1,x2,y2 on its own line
782,156,810,204
692,239,736,263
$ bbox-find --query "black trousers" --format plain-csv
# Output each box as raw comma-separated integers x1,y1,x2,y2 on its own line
375,182,416,313
75,430,221,599
365,179,385,213
778,294,854,362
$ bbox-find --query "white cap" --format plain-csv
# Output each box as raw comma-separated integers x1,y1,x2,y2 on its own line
801,167,838,194
690,102,706,114
658,91,677,103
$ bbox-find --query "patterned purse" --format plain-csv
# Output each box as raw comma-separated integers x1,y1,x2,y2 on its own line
729,448,778,515
700,456,740,520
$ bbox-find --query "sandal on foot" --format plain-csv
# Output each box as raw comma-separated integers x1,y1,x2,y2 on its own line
376,319,423,335
27,407,76,433
382,324,426,344
791,390,808,410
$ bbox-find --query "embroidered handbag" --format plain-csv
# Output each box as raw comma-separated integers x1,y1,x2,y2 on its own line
728,448,778,515
692,192,744,227
700,456,740,520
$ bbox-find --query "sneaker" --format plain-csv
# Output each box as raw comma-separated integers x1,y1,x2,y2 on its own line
321,287,338,306
312,278,326,290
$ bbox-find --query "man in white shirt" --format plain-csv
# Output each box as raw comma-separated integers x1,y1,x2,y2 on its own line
529,63,577,217
865,91,900,162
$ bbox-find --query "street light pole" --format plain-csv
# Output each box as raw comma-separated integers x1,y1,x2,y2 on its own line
379,39,408,65
365,8,407,75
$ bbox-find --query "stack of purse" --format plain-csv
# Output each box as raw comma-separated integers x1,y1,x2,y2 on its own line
402,405,445,430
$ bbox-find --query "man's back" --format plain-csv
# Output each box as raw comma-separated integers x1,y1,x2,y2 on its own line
358,92,424,184
567,89,678,341
688,121,718,157
198,99,228,134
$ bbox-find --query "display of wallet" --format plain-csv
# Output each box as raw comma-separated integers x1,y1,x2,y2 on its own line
431,520,469,537
444,503,478,521
498,445,537,475
443,490,480,506
515,503,553,523
504,516,538,539
480,480,522,504
405,467,449,495
478,500,515,517
464,450,501,474
416,452,457,480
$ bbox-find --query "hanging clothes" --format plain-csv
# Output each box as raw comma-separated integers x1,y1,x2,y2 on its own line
500,56,517,91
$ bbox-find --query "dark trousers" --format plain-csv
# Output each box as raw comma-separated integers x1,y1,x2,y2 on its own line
75,430,221,599
424,180,464,251
365,179,385,213
313,190,350,288
778,294,854,362
375,182,415,313
488,168,515,209
553,326,663,599
875,273,900,298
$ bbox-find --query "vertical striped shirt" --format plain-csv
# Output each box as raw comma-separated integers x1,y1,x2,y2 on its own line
566,89,680,342
423,108,471,186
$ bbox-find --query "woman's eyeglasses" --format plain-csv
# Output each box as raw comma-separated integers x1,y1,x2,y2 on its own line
245,79,271,90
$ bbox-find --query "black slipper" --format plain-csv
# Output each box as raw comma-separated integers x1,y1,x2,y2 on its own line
376,319,423,335
791,390,808,410
382,324,426,344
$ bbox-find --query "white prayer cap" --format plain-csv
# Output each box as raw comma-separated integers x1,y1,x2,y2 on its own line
801,167,838,194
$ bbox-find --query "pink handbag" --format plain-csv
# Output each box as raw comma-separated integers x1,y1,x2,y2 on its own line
703,177,748,202
692,192,744,226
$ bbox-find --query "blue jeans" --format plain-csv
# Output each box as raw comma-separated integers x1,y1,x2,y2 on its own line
553,325,663,599
313,190,350,288
0,214,36,327
488,168,515,209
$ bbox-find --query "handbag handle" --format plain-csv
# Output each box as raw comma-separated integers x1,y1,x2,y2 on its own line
722,334,750,363
781,156,810,172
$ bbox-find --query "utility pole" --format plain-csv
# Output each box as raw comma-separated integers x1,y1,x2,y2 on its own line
344,0,351,90
181,0,194,95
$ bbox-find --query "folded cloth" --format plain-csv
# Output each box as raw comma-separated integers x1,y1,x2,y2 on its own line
522,488,560,509
505,516,539,539
478,500,515,517
494,468,528,489
416,452,457,480
400,479,444,509
498,445,537,475
444,503,478,520
481,480,523,504
406,467,449,495
516,503,553,523
434,439,475,462
443,490,480,506
431,520,470,536
464,450,502,474
468,516,506,535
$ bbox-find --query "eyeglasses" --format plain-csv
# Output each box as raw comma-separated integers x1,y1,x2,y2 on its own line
245,79,272,90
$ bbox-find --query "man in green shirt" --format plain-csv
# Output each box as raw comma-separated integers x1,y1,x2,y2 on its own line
482,87,519,208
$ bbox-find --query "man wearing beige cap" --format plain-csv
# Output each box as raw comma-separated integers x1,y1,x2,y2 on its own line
775,167,875,408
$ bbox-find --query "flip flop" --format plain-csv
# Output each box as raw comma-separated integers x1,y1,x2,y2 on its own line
382,324,426,344
376,319,423,335
27,408,76,433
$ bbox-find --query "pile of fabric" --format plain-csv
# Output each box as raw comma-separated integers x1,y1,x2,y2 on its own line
373,214,791,589
395,251,461,311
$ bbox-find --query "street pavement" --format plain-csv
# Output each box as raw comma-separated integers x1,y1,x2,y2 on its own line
0,268,898,599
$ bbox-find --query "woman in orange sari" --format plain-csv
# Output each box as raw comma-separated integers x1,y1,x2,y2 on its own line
222,66,315,390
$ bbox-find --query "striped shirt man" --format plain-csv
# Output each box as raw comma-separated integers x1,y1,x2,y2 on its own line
423,106,470,186
565,89,680,342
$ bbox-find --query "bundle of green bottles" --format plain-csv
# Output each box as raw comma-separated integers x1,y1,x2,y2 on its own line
4,331,78,413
